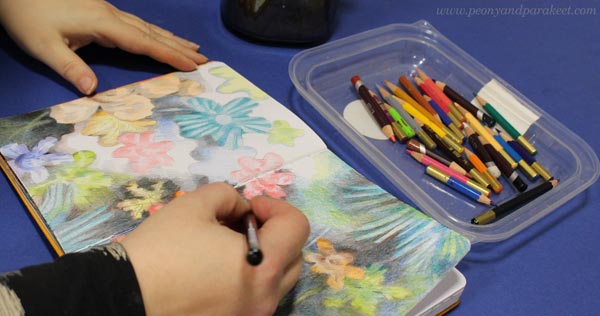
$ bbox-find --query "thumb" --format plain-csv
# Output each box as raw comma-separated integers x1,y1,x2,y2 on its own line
39,42,98,95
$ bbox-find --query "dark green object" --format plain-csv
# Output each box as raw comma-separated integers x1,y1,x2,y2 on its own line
483,103,520,139
221,0,338,44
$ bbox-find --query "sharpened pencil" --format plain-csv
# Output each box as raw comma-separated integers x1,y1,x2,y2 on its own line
472,180,559,225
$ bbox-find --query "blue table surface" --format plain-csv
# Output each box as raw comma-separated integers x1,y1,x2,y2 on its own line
1,1,598,315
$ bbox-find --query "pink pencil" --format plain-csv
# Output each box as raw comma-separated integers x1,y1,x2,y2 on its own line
407,150,491,197
406,150,469,182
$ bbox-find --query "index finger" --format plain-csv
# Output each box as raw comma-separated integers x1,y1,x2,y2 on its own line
97,20,203,70
250,196,310,267
168,182,251,223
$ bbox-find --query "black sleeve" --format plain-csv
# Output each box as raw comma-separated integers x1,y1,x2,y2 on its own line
0,243,145,316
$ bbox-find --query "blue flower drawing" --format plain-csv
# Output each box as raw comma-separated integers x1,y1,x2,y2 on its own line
0,137,73,183
175,97,271,148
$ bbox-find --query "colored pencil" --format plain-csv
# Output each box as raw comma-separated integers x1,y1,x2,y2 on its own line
435,81,496,126
425,166,493,205
351,76,396,142
375,86,415,138
475,95,537,155
423,125,490,188
479,135,528,192
245,213,263,266
488,127,538,180
454,103,518,169
409,150,491,197
397,97,465,155
463,123,501,178
423,95,465,142
384,80,443,128
399,75,441,121
472,179,559,225
498,131,554,181
464,147,503,194
406,139,468,176
370,89,409,143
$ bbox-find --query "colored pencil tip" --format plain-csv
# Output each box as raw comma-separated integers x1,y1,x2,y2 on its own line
415,68,427,79
351,75,361,85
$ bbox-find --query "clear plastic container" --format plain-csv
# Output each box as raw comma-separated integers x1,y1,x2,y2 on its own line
289,20,600,243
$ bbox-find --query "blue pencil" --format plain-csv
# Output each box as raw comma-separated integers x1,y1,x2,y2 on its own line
425,166,493,205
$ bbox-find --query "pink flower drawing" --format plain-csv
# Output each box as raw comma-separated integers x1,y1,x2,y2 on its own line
231,152,294,199
112,132,174,174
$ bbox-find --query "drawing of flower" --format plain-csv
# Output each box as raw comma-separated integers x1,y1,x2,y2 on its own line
209,66,268,100
304,238,365,290
112,132,174,174
81,111,156,146
177,78,204,96
28,150,120,210
132,74,182,98
267,120,305,146
231,152,294,199
0,137,73,183
175,97,271,148
242,172,294,199
116,178,180,219
50,92,154,124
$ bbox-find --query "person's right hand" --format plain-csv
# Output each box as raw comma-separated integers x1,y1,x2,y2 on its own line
0,0,207,95
120,182,310,316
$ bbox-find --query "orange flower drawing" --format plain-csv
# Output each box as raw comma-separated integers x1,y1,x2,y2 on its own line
304,238,365,290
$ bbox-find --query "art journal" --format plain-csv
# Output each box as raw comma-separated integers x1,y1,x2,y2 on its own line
0,61,470,315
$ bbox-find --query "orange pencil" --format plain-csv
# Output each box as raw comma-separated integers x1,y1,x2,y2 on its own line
464,148,503,194
398,75,440,121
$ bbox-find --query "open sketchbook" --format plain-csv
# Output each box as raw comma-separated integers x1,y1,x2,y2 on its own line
0,61,470,315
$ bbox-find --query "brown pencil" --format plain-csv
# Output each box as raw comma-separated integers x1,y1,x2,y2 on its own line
435,80,496,127
351,76,396,143
479,135,528,192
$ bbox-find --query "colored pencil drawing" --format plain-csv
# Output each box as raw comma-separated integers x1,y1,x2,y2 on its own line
0,61,325,253
175,97,272,149
272,150,470,316
0,61,470,315
209,65,269,100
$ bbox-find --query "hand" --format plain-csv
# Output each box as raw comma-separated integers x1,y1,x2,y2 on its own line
0,0,208,95
120,182,310,316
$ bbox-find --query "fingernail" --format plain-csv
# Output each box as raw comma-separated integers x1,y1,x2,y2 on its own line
187,40,200,49
198,54,209,64
79,76,95,95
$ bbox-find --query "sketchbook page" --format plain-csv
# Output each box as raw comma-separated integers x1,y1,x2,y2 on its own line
0,61,326,254
269,149,471,316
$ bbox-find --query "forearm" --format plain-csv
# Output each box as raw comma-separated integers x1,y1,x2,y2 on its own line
0,243,145,316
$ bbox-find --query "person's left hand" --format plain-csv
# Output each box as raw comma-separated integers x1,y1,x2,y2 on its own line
0,0,208,95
